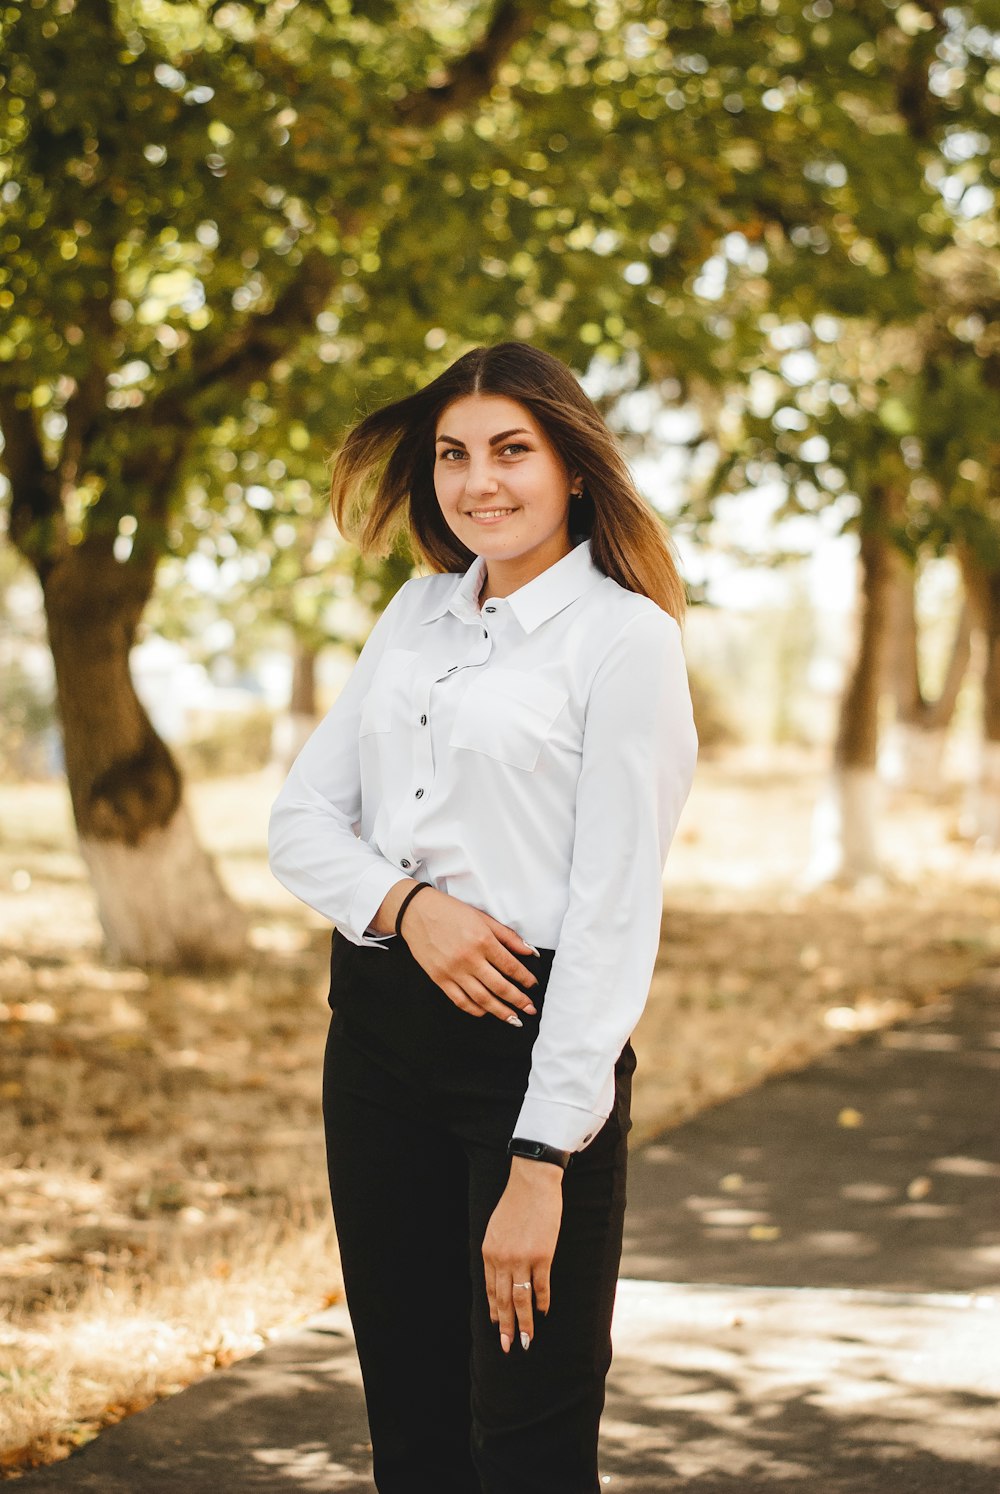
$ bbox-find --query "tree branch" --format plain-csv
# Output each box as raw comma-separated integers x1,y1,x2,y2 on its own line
147,247,340,417
153,4,538,409
0,391,63,574
392,0,538,128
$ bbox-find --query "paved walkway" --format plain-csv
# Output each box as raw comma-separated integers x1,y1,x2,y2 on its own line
14,968,1000,1491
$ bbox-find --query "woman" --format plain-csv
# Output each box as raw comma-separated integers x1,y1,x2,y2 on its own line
268,340,698,1493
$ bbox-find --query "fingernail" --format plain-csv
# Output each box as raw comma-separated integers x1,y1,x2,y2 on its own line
501,1333,510,1353
527,945,540,956
520,1331,530,1351
506,1014,523,1028
524,1004,537,1016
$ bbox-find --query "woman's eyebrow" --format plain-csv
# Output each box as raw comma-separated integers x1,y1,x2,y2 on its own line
434,428,532,446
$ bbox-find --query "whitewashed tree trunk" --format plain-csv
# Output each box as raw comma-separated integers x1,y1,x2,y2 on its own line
42,539,250,970
883,558,970,795
958,738,1000,850
272,711,319,775
79,801,248,967
956,540,1000,848
879,721,950,796
272,638,320,775
802,765,887,887
806,484,900,887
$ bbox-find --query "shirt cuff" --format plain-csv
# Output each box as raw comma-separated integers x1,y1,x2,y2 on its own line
342,860,413,949
511,1096,609,1155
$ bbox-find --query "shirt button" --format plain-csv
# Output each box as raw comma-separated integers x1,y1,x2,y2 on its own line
447,664,457,672
482,628,488,638
484,605,496,613
420,714,427,725
415,788,424,799
401,858,411,868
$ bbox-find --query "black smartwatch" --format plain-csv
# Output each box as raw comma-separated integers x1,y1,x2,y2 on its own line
507,1136,573,1170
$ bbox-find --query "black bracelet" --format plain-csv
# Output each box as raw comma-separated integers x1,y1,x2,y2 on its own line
394,881,433,939
507,1136,573,1170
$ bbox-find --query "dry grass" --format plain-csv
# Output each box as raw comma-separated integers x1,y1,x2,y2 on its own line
1,744,998,1476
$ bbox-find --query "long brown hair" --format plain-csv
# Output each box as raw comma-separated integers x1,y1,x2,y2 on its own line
328,341,689,624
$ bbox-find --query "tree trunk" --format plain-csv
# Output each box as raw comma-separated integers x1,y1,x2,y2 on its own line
271,638,320,774
42,540,249,968
291,639,318,719
805,486,900,886
881,559,971,794
955,540,1000,847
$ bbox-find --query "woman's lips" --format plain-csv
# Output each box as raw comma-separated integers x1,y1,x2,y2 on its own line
467,508,517,524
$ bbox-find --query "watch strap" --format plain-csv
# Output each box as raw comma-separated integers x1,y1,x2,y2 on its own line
507,1136,573,1170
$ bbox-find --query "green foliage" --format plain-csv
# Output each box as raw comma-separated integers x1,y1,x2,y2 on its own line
1,0,999,652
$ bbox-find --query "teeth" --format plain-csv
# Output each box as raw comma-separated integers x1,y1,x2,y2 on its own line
471,509,514,517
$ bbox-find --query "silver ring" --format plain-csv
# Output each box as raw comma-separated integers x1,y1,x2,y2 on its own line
512,1281,532,1289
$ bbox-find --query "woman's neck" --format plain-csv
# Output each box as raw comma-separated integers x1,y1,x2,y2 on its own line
477,535,577,608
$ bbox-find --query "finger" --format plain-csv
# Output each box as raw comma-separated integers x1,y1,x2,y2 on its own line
441,980,487,1017
476,947,540,1015
483,1258,497,1324
511,1277,534,1347
475,956,538,1015
496,1277,515,1352
463,973,535,1025
532,1265,551,1317
482,915,540,962
487,940,542,1004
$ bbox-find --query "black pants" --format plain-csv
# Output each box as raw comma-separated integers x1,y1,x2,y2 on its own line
321,927,635,1494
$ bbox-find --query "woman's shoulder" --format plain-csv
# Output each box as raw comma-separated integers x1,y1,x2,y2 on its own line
586,573,681,641
384,571,456,615
394,570,459,617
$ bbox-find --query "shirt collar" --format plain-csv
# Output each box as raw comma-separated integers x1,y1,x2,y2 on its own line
420,535,604,635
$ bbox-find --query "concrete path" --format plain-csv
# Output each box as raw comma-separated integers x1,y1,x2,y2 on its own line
621,975,1000,1294
14,968,1000,1491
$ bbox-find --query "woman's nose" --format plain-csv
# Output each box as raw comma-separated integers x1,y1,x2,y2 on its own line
466,465,500,496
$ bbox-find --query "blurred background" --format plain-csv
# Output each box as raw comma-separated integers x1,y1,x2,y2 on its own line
2,0,999,1475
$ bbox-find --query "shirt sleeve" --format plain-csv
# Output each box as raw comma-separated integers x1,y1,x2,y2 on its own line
267,580,415,949
510,607,699,1153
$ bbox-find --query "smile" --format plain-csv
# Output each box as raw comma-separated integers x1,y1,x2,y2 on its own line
468,508,517,522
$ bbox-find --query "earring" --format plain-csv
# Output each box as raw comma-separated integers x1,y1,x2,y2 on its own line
570,489,582,499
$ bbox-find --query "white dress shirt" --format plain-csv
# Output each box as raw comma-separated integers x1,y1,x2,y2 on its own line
268,534,698,1153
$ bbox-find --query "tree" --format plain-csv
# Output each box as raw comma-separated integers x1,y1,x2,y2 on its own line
664,2,1000,876
5,0,999,962
0,0,541,966
883,564,971,794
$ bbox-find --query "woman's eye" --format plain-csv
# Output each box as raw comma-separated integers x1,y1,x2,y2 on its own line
438,444,529,461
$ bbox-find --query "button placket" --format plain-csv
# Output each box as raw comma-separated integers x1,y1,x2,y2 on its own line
393,658,437,873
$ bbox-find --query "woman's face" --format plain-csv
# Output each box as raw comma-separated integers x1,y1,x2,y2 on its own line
433,394,581,572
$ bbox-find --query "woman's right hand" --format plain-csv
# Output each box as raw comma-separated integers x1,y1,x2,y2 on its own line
394,886,540,1024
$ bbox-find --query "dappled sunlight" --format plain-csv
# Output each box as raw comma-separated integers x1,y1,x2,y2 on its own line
600,1281,1000,1485
2,754,999,1472
623,969,1000,1303
249,1445,367,1489
0,1217,344,1471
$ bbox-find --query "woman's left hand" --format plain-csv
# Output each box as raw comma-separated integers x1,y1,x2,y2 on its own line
482,1157,564,1354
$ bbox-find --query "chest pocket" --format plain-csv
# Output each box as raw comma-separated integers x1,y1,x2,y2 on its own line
359,648,418,737
449,668,569,772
